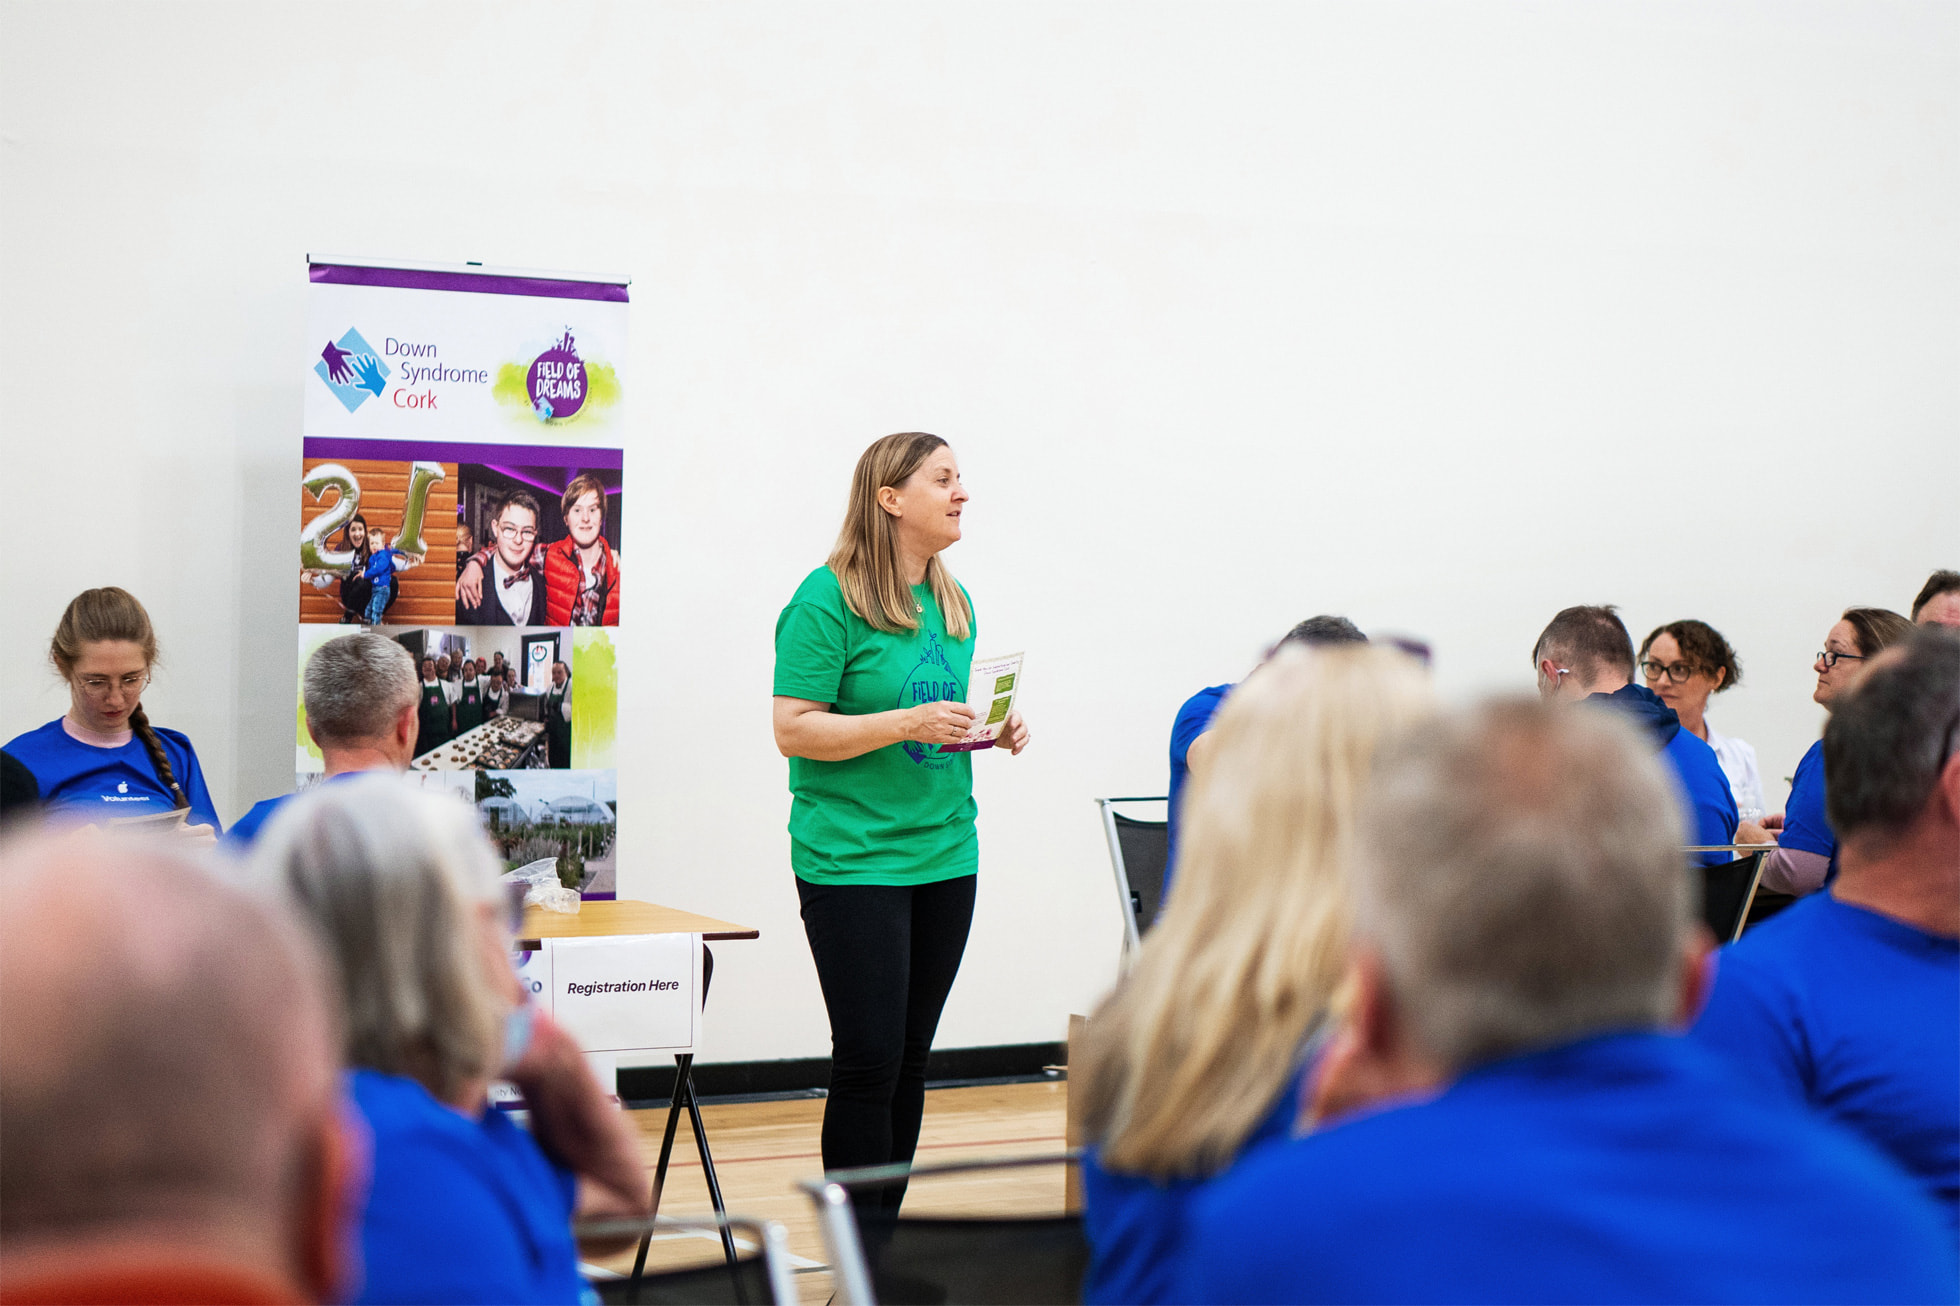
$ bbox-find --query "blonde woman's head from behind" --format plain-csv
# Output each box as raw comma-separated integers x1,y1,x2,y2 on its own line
1081,643,1434,1180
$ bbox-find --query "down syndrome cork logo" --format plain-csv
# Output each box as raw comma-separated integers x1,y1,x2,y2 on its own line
313,329,392,413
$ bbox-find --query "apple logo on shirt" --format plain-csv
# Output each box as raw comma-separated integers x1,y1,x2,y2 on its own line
117,781,129,793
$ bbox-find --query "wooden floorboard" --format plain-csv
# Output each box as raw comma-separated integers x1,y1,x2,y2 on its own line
586,1079,1070,1304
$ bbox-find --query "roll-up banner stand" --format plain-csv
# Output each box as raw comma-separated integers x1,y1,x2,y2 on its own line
296,256,629,901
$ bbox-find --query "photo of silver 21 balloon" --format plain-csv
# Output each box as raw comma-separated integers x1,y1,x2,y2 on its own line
297,456,459,626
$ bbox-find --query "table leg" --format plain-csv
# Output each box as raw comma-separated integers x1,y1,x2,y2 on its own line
627,946,735,1281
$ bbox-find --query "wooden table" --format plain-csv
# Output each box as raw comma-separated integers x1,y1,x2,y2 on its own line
518,898,759,949
518,897,760,1279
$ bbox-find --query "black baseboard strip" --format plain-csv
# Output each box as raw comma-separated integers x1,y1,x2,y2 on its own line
618,1040,1066,1107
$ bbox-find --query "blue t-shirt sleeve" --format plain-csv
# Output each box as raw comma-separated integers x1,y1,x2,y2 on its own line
1691,950,1812,1104
1780,741,1835,857
1169,688,1226,769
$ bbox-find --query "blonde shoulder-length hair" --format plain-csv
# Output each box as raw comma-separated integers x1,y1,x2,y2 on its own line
1075,644,1434,1180
247,775,510,1107
826,432,972,642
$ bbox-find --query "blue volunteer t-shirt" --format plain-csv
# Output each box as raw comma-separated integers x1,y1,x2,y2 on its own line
1779,739,1835,860
349,1068,582,1306
225,794,294,850
1660,728,1740,864
1083,1058,1305,1305
2,718,220,833
1693,892,1959,1231
1174,1033,1956,1305
1166,684,1232,890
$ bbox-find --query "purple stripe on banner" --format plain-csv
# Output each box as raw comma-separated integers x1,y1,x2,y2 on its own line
303,437,623,469
310,263,630,303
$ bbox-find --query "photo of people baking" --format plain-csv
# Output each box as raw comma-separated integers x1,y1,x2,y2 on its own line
454,461,622,626
376,626,574,771
297,455,459,625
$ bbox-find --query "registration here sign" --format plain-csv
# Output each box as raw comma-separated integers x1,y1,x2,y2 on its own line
518,933,700,1054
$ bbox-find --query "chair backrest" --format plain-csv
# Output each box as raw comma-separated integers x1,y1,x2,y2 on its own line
580,1214,797,1306
800,1151,1087,1306
1097,798,1169,954
1697,849,1768,944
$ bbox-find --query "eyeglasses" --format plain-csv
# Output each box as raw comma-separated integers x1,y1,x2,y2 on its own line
77,671,150,698
497,524,538,543
1639,659,1696,685
1816,649,1866,670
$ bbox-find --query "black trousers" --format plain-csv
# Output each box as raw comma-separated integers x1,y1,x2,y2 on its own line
797,874,977,1213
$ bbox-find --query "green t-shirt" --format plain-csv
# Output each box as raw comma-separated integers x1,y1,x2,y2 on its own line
773,565,978,886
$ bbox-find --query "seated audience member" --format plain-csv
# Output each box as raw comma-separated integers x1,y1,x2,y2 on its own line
1746,606,1914,894
0,829,352,1304
7,587,221,834
1167,615,1366,881
227,632,420,848
1078,646,1433,1304
1638,619,1764,819
250,778,648,1306
1695,629,1960,1230
1533,605,1736,863
1914,569,1960,628
1176,700,1956,1305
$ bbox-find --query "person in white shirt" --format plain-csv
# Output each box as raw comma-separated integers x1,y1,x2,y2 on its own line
1637,619,1764,821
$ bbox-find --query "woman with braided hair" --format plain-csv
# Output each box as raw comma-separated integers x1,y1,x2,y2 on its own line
5,587,220,835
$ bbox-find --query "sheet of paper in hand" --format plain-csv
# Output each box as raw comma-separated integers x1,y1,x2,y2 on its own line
944,652,1024,752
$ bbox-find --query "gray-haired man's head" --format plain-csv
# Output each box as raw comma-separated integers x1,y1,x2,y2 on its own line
304,633,419,763
0,830,348,1296
1354,697,1691,1072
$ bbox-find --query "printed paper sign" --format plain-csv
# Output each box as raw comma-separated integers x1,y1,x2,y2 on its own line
943,652,1024,752
519,933,700,1054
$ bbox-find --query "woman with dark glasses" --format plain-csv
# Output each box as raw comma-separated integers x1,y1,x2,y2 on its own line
1744,607,1913,894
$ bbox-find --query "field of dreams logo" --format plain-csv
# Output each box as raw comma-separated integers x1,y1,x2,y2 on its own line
493,327,622,425
899,633,964,770
314,329,391,413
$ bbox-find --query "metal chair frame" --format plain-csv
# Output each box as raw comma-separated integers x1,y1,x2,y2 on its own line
1686,845,1771,944
576,1212,798,1306
797,1150,1084,1306
1096,796,1168,958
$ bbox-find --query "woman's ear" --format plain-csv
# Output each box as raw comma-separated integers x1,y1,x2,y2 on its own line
876,485,903,518
1713,665,1727,690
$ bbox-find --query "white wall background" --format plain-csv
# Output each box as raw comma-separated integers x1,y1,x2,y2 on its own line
3,1,1954,1065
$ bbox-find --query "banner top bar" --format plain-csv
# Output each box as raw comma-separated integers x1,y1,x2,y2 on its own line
309,254,630,285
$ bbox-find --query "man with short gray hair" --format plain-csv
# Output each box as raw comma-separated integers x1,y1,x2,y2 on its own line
1176,699,1955,1303
1695,629,1960,1231
0,830,354,1302
225,631,421,848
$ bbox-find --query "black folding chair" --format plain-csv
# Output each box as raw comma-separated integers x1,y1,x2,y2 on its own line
1096,797,1169,958
582,1213,796,1306
1695,847,1769,944
800,1151,1088,1306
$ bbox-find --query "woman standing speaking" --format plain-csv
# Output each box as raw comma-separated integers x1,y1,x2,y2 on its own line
773,432,1029,1211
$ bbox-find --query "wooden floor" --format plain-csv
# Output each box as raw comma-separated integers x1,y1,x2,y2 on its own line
586,1079,1071,1303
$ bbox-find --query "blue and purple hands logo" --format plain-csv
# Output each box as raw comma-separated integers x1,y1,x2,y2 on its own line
313,329,391,413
